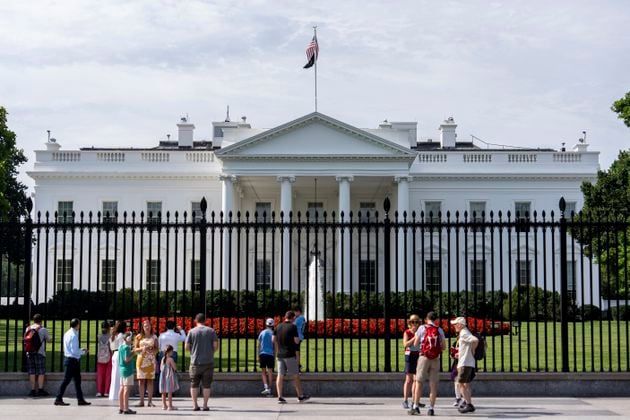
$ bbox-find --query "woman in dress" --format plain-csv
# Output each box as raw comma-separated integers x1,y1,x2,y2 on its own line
159,344,179,410
108,320,127,401
135,319,158,407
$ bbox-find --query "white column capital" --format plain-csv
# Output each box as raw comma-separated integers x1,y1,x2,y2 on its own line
335,175,354,183
394,175,413,183
219,174,238,183
276,175,296,183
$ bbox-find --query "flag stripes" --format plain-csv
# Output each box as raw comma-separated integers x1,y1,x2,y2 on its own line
303,35,319,69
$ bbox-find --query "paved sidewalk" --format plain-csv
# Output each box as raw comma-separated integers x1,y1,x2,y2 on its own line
0,396,629,419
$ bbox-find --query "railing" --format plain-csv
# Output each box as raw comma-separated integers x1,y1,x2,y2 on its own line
97,152,125,162
51,152,80,162
141,152,170,162
1,198,628,375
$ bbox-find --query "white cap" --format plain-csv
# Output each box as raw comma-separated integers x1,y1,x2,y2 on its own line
265,318,275,327
450,317,467,326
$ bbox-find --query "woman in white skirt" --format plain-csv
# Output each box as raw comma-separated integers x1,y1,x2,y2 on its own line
108,320,127,401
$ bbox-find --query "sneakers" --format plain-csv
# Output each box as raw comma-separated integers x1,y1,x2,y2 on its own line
95,393,102,398
408,406,420,416
261,388,271,396
458,403,475,413
122,409,136,415
28,390,37,397
37,389,49,397
402,400,410,409
298,394,311,403
453,397,462,407
278,397,287,404
419,402,426,408
427,408,435,416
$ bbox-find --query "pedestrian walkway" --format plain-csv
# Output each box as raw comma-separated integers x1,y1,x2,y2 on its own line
0,396,628,419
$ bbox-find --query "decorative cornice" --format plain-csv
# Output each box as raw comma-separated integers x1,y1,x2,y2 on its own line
219,174,238,183
277,175,296,183
335,175,354,182
217,154,414,162
394,176,413,183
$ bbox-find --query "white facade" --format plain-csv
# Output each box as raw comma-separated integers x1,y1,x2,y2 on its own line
28,112,600,304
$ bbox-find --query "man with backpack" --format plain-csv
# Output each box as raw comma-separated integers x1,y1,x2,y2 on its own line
450,317,479,414
24,313,51,397
409,311,445,416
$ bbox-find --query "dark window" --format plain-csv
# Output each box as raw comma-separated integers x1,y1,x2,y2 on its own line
57,201,74,224
146,259,161,292
56,259,73,291
359,202,376,223
102,201,118,223
147,202,162,223
191,202,203,222
470,260,485,292
255,259,271,291
359,260,377,292
101,259,116,292
191,259,201,291
255,202,272,223
515,201,531,232
424,201,441,222
425,260,441,293
307,202,324,222
516,260,531,286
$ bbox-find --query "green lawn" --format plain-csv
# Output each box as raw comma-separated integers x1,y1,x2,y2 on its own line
1,319,628,373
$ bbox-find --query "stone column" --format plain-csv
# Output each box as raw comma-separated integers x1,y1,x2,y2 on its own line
278,176,295,290
336,176,353,292
220,174,236,290
395,176,412,291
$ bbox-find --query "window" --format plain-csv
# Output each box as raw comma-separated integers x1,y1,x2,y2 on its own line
146,260,161,292
424,201,441,222
255,259,271,291
359,202,376,223
567,261,576,300
307,202,324,222
425,260,441,293
56,259,73,291
515,201,531,232
470,260,485,292
101,260,116,292
564,201,577,219
359,260,377,292
147,202,162,223
516,260,531,286
57,201,74,223
469,201,486,222
255,202,272,223
191,259,201,292
191,201,203,223
102,201,118,223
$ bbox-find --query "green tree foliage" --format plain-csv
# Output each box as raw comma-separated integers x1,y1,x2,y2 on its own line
576,151,630,298
0,106,28,220
611,91,630,128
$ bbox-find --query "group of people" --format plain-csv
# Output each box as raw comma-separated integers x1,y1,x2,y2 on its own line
402,312,479,415
24,307,479,415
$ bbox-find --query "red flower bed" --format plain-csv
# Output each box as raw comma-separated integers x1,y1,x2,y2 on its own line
130,316,510,338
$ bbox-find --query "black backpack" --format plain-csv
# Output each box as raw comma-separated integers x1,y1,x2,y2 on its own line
472,332,486,361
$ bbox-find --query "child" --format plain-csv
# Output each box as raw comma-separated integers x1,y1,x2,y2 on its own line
118,332,137,415
159,344,180,410
402,314,421,409
96,321,112,397
257,318,275,396
293,306,306,370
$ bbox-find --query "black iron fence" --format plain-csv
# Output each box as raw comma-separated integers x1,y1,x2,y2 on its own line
1,197,629,374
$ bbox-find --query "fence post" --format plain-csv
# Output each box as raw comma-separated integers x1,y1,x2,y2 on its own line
559,197,569,372
383,197,392,372
22,198,34,372
200,197,208,315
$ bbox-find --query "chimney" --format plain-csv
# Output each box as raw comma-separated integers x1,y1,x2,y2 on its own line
573,131,588,152
439,117,457,149
177,117,195,148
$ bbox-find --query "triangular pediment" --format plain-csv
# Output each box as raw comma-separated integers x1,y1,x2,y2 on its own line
215,112,416,161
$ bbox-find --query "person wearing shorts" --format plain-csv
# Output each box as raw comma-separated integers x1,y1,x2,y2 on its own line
25,313,51,397
402,314,421,409
273,311,310,404
409,311,445,416
451,317,479,414
185,313,219,412
258,318,275,396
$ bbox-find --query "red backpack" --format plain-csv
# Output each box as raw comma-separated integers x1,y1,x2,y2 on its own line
420,324,441,360
24,326,42,354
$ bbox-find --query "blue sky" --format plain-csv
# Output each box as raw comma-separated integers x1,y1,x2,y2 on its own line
1,0,629,188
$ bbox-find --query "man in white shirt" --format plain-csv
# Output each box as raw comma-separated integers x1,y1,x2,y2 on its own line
450,317,478,414
159,320,187,362
54,318,91,406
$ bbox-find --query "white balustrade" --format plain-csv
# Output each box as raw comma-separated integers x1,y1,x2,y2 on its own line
185,152,214,162
52,151,81,162
141,152,170,162
463,153,492,163
97,152,125,162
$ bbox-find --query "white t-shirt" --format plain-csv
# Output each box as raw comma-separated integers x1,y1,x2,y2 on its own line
457,328,478,368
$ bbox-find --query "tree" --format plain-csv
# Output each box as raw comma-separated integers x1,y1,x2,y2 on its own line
612,91,630,128
0,106,28,220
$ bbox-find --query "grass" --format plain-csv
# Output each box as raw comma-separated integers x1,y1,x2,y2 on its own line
1,319,628,373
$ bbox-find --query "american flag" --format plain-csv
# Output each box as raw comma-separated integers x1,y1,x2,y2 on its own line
303,35,319,69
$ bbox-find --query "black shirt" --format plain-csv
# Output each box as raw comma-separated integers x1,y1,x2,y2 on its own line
274,321,298,358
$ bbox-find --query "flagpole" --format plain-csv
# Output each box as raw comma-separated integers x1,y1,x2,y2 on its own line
313,26,318,112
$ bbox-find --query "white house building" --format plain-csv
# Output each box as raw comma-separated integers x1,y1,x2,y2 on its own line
27,112,600,308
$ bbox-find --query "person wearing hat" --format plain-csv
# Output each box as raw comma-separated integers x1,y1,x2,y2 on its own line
450,317,478,414
257,318,276,396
